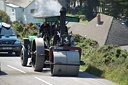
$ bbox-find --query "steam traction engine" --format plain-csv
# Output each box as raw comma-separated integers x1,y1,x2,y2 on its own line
20,7,84,76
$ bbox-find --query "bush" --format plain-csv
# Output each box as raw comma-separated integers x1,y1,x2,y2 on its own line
77,11,83,15
13,21,38,40
0,10,12,24
72,34,128,85
79,15,86,21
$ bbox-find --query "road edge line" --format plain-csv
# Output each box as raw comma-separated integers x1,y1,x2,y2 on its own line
7,65,26,73
35,77,52,85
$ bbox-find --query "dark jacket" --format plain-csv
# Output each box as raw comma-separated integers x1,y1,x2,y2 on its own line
39,24,50,33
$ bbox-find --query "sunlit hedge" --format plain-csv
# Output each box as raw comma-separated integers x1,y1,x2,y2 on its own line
13,21,38,41
72,34,128,85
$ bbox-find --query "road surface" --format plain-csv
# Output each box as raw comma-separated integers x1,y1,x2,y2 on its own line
0,52,118,85
120,45,128,51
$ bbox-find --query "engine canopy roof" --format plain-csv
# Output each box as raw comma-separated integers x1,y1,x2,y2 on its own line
34,16,80,22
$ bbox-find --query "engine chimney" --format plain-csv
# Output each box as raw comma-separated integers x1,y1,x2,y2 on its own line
97,13,101,25
60,7,66,35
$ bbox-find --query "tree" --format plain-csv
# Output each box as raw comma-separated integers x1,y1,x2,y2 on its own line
119,0,128,19
66,0,100,19
66,0,128,21
99,0,128,20
86,0,100,20
0,10,12,24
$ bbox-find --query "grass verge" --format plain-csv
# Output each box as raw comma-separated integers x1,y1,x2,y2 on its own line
72,34,128,85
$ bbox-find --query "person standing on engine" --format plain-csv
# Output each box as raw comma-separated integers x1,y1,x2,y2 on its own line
52,22,60,45
52,22,60,36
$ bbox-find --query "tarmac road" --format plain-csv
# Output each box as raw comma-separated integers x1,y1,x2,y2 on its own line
0,52,118,85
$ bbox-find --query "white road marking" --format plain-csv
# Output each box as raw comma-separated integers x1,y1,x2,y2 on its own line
7,65,26,73
35,77,52,85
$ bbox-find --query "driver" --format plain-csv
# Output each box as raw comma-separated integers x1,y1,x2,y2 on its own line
39,22,50,37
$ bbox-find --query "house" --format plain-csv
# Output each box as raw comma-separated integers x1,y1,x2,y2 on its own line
5,0,40,24
0,0,6,11
0,0,67,25
69,14,128,46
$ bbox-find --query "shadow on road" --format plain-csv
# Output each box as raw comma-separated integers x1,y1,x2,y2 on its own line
51,71,100,78
77,71,99,78
0,71,8,76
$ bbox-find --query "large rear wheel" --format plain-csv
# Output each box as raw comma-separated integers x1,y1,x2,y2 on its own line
32,38,45,72
21,46,28,66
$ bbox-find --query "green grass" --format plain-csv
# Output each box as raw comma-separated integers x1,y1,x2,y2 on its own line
66,13,79,17
80,20,88,23
66,13,88,23
72,34,128,85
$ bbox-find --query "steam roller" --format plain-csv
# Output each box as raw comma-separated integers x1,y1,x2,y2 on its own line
20,7,85,76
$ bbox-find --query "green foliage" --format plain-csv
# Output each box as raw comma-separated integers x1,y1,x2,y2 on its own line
77,11,83,15
66,14,80,17
99,0,128,20
80,20,88,23
0,10,12,24
67,0,128,21
66,13,88,23
79,15,86,21
72,34,128,85
13,22,24,33
13,21,38,41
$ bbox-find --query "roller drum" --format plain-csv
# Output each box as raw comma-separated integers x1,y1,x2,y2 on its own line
51,51,80,76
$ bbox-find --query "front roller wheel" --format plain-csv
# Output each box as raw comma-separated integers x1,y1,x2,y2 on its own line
51,51,80,76
21,46,28,66
32,38,45,72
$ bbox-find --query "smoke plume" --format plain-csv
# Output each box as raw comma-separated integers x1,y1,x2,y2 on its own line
35,0,62,16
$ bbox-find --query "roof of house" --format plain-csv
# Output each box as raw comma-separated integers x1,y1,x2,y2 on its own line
69,14,113,46
105,18,128,46
5,0,34,8
6,4,19,8
69,14,128,46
